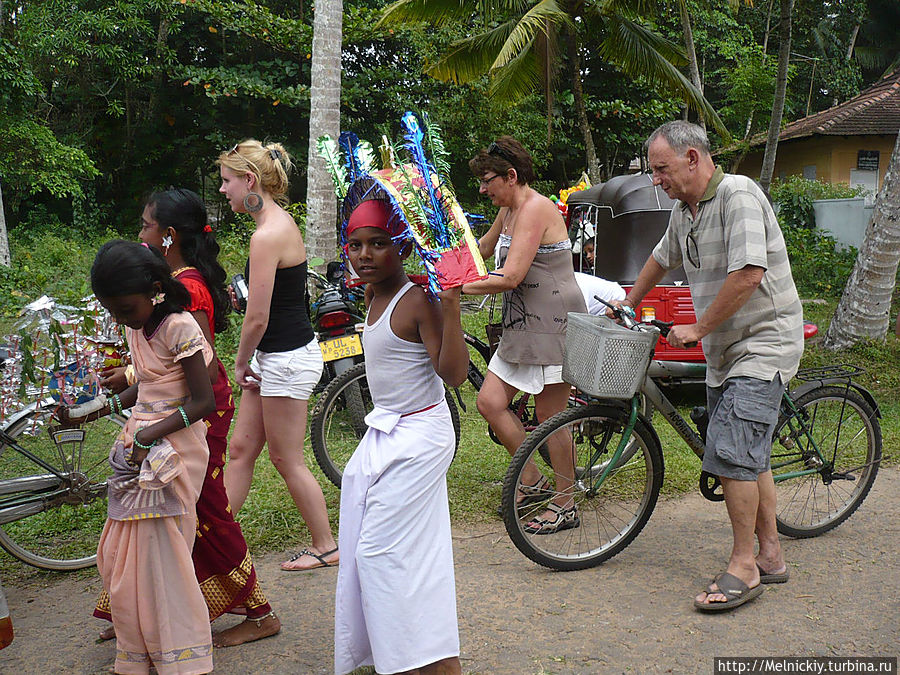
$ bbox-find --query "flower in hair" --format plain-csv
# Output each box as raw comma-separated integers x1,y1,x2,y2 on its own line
203,224,212,233
151,292,166,306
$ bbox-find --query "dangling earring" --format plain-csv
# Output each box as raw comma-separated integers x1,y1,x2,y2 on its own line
151,292,166,306
161,234,173,255
243,192,263,213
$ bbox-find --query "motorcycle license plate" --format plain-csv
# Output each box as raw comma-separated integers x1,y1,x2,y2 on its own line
320,334,363,362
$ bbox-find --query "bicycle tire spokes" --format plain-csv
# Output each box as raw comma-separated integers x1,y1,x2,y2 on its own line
772,386,881,538
503,405,663,571
0,413,120,570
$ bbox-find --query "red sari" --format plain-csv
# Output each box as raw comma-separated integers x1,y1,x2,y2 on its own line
96,267,271,622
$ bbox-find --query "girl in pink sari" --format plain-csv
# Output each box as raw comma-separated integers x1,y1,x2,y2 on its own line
68,240,216,675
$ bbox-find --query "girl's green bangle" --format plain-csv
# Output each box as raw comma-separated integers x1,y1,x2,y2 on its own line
111,394,123,415
133,434,157,451
177,405,190,429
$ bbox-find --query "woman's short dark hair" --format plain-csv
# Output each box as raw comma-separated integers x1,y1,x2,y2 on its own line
91,240,191,316
146,188,231,333
469,136,535,185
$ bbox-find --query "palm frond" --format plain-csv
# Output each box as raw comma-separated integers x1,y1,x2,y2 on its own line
426,23,515,83
422,112,452,181
594,0,657,21
316,135,349,199
488,47,544,102
493,0,570,69
378,0,479,28
600,15,729,139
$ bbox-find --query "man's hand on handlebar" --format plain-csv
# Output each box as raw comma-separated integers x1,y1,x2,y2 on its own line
666,323,703,350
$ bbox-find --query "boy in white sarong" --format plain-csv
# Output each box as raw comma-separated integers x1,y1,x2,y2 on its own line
334,199,468,675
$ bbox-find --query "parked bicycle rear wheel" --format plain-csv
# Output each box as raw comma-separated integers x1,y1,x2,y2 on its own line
0,405,124,570
772,386,881,538
503,404,664,571
310,363,461,488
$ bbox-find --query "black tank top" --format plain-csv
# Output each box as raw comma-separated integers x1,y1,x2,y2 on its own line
245,259,315,352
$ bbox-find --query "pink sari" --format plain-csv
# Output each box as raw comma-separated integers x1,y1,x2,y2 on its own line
97,313,213,675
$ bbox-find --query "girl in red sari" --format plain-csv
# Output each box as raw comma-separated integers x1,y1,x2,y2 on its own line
98,189,279,647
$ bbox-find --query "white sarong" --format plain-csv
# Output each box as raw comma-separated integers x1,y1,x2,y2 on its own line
334,400,460,675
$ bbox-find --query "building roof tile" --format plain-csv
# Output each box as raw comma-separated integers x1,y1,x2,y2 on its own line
751,70,900,145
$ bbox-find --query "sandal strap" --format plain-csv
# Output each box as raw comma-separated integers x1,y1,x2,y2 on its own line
518,476,550,497
287,548,314,563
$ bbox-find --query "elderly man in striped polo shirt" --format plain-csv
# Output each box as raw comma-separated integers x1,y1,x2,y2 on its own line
618,121,804,612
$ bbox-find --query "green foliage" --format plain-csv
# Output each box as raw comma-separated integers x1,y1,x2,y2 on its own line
782,223,858,298
179,62,309,105
771,176,866,229
0,118,100,212
0,217,113,316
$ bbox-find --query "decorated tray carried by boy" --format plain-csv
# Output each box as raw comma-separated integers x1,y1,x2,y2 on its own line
318,111,487,293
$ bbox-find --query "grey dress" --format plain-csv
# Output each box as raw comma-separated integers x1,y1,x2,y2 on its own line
495,233,587,366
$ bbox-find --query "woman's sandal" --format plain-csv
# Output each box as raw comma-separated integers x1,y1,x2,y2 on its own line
517,475,553,508
496,476,553,517
523,502,580,535
280,547,339,571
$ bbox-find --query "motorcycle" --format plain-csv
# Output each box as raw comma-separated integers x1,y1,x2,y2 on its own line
309,261,366,393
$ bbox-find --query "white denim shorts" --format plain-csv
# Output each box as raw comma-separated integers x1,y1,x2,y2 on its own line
250,338,324,400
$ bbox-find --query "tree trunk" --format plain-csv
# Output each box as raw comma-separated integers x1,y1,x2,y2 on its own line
565,29,600,183
304,0,343,270
679,2,705,131
759,0,793,191
823,134,900,349
0,180,10,267
148,17,171,120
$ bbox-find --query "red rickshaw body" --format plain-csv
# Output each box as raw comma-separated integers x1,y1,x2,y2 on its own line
566,173,706,363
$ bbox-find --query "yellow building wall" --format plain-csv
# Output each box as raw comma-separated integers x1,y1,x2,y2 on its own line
736,135,895,188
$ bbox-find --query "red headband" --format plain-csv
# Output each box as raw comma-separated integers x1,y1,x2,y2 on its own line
346,199,406,238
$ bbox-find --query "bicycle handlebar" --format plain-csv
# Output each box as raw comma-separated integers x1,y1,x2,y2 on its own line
594,295,697,349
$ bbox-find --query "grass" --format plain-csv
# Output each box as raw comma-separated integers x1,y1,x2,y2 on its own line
2,230,900,582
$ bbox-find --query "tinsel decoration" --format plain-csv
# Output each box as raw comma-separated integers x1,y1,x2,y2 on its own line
0,296,123,436
339,132,367,182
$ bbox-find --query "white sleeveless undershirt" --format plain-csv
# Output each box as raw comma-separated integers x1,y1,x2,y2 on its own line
363,281,445,414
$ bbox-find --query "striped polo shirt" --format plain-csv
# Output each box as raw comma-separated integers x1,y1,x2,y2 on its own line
652,167,803,387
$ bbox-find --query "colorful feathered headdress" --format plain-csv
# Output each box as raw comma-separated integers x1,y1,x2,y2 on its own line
317,111,487,293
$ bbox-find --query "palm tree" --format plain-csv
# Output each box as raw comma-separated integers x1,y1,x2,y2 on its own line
824,134,900,348
305,0,343,267
0,181,9,267
379,0,728,182
758,0,793,191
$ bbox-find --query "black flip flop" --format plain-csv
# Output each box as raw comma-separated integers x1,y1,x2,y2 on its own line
757,563,790,584
694,572,764,612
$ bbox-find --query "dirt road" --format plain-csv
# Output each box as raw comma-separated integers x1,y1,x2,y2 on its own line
2,468,898,674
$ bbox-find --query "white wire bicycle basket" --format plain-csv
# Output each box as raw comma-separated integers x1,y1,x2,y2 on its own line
563,313,659,399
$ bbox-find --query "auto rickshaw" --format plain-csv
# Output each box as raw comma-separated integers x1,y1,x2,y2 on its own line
565,173,707,403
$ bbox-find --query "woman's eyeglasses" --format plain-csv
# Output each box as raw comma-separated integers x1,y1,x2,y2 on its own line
479,174,503,188
685,229,700,268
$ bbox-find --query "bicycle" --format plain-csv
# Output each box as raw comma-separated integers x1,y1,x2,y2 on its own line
309,362,462,488
0,400,124,570
309,329,601,489
502,308,882,571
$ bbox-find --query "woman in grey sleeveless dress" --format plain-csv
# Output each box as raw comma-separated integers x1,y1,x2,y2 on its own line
462,137,587,535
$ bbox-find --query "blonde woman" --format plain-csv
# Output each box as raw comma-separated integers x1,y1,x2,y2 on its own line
218,140,338,571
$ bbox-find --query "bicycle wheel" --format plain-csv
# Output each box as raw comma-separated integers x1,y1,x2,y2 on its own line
0,405,124,570
773,386,881,538
310,363,461,489
503,403,664,571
